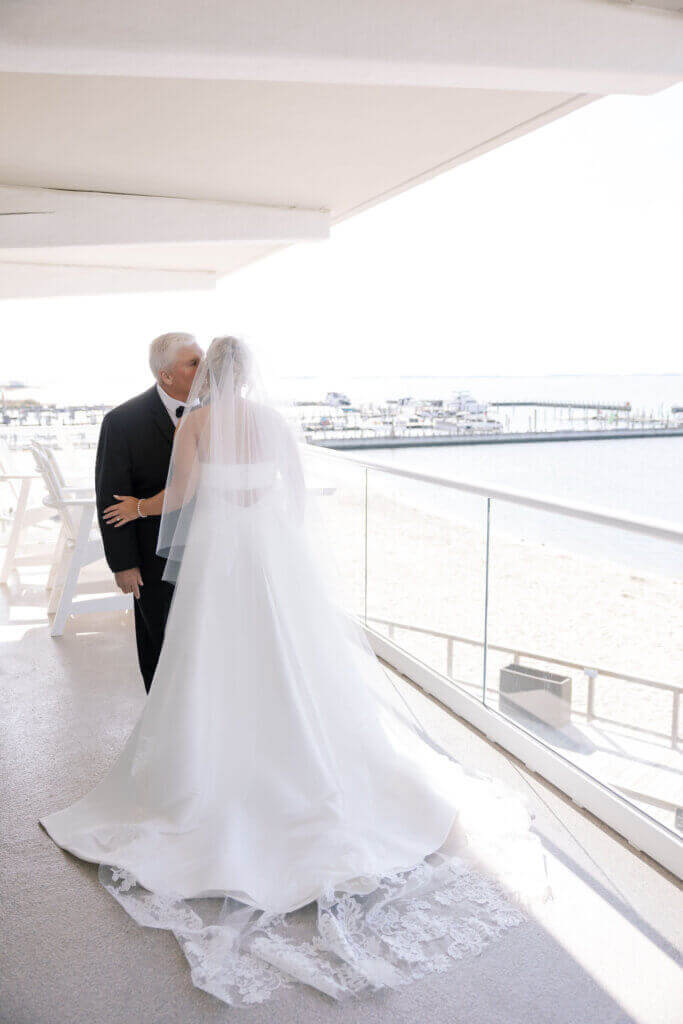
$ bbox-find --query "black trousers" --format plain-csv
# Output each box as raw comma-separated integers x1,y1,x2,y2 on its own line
133,578,175,693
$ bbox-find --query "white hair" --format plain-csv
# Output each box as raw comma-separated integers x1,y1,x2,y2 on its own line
149,332,197,382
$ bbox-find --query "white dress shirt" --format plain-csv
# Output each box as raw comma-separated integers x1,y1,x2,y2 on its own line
156,383,185,426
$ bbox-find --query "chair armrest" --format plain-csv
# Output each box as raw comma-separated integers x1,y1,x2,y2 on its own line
43,495,97,508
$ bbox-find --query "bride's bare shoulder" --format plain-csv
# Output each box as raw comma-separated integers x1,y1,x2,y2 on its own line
242,399,285,426
177,403,209,437
191,404,210,424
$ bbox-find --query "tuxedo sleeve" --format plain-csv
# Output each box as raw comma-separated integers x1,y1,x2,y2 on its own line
95,412,141,573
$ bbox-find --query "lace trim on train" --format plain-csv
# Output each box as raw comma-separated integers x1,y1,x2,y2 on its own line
99,845,552,1007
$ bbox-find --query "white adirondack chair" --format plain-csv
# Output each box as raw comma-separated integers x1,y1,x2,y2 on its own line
29,442,133,636
31,442,98,592
43,443,93,496
0,449,61,585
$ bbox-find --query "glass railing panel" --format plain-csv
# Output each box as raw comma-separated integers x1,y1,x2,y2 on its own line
486,497,683,835
365,467,488,696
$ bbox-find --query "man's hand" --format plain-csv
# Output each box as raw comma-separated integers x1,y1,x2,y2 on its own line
114,567,143,599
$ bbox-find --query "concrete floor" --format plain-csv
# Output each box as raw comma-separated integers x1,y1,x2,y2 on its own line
1,566,682,1024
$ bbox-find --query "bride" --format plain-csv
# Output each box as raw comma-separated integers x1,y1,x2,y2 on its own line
40,337,552,1008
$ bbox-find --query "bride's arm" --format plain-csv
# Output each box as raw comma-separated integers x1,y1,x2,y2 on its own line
102,488,165,525
138,490,165,517
162,412,201,513
102,418,199,526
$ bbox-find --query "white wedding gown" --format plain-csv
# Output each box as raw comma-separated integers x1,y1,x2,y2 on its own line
40,362,553,1008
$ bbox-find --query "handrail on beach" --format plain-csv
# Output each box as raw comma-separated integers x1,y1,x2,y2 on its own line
366,615,681,749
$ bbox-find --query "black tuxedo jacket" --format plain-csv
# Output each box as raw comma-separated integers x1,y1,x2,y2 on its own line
95,385,178,583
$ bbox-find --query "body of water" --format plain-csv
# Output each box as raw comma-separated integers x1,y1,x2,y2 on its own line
290,374,681,579
341,435,682,579
279,373,680,514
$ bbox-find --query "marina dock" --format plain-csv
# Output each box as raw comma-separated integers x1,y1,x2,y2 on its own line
310,426,683,450
2,390,682,453
489,400,632,410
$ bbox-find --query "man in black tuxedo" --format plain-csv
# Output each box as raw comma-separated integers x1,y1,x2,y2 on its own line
94,333,203,693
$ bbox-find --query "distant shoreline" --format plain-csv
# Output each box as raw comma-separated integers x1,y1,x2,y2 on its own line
311,427,683,450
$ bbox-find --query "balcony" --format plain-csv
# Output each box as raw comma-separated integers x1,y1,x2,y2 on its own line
1,441,681,1023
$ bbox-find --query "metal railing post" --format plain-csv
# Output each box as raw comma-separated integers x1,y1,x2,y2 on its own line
585,668,598,722
482,497,491,703
673,690,680,749
363,466,368,625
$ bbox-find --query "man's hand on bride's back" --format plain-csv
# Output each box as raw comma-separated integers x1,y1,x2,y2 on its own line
114,568,143,600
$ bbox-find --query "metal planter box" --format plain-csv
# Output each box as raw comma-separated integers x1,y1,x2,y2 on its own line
499,663,572,729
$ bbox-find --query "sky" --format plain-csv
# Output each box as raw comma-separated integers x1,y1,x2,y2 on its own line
0,81,681,403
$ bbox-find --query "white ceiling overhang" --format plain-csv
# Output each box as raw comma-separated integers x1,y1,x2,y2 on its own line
0,1,681,298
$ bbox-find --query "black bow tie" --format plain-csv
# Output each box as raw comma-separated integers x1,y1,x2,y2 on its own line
175,406,184,418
